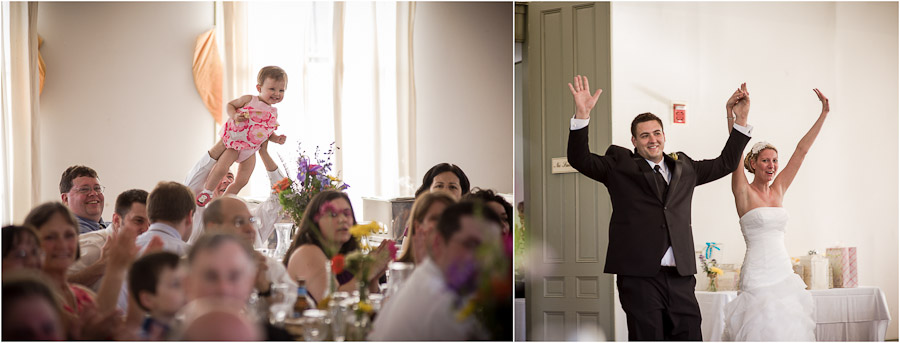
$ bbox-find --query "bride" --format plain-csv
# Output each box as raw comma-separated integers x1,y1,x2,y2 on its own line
722,85,830,341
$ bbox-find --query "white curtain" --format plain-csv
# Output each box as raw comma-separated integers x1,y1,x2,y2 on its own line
233,2,416,212
0,2,41,225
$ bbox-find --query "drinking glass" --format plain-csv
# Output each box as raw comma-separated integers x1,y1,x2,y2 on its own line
302,309,329,341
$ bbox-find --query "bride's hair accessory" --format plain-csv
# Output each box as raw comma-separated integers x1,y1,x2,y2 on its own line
743,141,778,173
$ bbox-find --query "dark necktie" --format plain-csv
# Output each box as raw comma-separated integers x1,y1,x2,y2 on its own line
654,164,668,200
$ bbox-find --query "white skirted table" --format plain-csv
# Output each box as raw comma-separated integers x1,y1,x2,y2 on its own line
697,286,891,341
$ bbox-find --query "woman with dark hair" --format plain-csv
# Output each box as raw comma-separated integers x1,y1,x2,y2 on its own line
2,225,43,271
396,192,456,265
414,163,471,200
283,190,392,302
463,188,513,235
2,271,66,340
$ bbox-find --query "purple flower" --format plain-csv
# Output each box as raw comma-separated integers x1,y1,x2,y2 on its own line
446,260,478,294
309,164,323,176
339,183,350,190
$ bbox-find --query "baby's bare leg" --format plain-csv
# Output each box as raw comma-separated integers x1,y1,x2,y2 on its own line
205,148,239,192
208,138,227,160
225,153,257,195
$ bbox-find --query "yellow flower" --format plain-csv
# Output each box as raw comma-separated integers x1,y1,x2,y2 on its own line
328,175,341,182
349,221,381,238
456,299,477,321
358,301,373,313
710,267,724,275
668,152,679,161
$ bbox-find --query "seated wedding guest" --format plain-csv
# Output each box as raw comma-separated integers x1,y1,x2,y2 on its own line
24,203,94,315
186,139,286,248
59,165,109,234
2,225,43,271
128,251,186,340
463,188,513,235
2,271,66,341
203,196,296,297
396,192,456,265
369,201,503,341
414,162,471,200
136,182,195,256
23,202,126,340
283,190,392,303
69,189,149,291
184,232,291,341
175,297,263,341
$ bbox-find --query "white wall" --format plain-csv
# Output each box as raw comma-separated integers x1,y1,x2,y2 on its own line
35,2,215,218
414,2,513,194
610,2,898,339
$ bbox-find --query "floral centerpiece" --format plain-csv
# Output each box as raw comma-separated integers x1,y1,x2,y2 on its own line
699,253,724,292
273,142,349,231
329,221,397,340
454,227,513,340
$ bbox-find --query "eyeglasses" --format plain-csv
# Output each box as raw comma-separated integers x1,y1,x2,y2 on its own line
233,216,260,228
72,185,105,194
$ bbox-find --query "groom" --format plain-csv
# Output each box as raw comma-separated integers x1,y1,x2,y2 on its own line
566,76,751,340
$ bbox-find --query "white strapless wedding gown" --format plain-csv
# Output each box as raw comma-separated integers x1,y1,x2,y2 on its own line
722,207,816,341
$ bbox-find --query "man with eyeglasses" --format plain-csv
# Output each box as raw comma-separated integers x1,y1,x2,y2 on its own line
202,196,296,307
185,139,286,249
59,165,109,234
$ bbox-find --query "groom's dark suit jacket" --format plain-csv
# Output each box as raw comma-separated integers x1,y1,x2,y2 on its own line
568,126,750,277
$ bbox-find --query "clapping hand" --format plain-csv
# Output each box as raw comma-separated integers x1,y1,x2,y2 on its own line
568,75,603,119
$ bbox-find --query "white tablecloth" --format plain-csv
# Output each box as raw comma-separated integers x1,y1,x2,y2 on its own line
697,286,891,341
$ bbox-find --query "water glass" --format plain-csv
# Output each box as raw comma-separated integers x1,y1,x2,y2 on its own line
329,292,350,341
386,262,415,297
302,309,329,341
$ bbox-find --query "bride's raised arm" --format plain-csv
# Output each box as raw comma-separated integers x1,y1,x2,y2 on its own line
771,88,830,194
727,85,751,210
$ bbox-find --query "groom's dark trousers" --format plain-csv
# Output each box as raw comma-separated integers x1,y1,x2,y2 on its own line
568,124,750,341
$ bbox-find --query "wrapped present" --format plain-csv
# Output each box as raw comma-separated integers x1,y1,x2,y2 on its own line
826,247,858,288
716,264,741,291
797,251,831,290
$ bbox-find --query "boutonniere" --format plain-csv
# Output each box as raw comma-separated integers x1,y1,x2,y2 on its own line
668,152,679,161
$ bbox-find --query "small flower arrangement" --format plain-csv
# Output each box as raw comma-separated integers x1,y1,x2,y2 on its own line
453,229,513,340
330,221,396,310
699,253,724,292
273,142,349,228
668,152,679,161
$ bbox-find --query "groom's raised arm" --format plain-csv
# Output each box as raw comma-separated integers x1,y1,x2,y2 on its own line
566,75,613,183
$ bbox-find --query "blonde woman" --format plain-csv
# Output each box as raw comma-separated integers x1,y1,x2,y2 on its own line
723,87,830,341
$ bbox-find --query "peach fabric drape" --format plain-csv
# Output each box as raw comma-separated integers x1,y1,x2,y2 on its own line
38,34,45,94
192,28,223,125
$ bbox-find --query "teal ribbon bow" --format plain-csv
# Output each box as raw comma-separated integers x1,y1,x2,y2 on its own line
705,242,720,260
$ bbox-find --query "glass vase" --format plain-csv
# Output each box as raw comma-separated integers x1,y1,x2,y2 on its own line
706,274,718,292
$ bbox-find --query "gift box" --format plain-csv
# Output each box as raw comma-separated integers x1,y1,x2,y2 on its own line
716,264,741,291
826,247,858,288
797,251,831,290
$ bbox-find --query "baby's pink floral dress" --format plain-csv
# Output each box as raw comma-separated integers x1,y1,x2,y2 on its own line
222,96,280,162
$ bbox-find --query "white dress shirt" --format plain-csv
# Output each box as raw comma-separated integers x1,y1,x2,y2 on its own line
570,115,753,267
136,223,189,257
368,258,487,341
68,225,116,291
